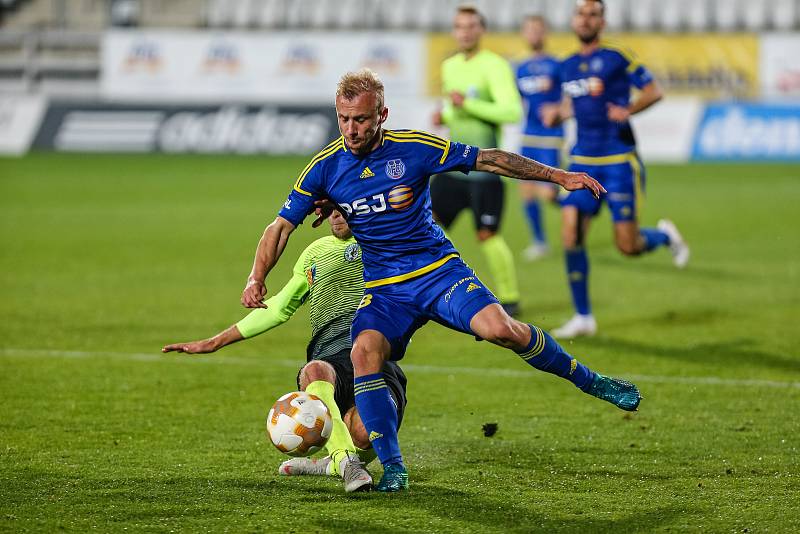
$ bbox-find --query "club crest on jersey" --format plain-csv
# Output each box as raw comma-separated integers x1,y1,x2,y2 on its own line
385,159,406,179
590,57,604,72
305,264,316,286
344,243,361,262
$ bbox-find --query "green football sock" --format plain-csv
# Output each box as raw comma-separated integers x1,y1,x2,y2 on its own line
305,380,356,476
481,235,520,303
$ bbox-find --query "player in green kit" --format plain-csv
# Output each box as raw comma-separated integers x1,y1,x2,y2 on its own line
162,211,407,493
431,5,524,316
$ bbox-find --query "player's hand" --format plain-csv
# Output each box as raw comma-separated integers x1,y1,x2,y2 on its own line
540,103,561,127
241,278,268,308
607,103,631,122
162,339,216,354
450,91,465,108
432,110,443,126
311,199,344,228
554,169,606,200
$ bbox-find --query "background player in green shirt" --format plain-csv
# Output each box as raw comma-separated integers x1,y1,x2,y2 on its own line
162,211,408,493
431,5,524,316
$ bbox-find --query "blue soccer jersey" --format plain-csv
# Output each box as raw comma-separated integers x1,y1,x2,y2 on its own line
516,54,564,141
560,43,654,157
278,130,479,287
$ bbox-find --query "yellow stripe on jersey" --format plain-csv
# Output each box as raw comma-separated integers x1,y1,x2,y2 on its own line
384,133,451,164
293,137,344,196
385,130,451,164
364,253,459,288
570,152,635,166
387,129,449,147
601,41,644,73
439,138,450,164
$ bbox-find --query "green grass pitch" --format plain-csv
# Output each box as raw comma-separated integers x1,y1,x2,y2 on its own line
1,153,798,532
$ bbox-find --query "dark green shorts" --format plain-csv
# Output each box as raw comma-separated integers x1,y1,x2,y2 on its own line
297,349,407,427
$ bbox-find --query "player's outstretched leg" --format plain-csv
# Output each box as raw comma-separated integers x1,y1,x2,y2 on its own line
517,324,641,411
351,331,408,492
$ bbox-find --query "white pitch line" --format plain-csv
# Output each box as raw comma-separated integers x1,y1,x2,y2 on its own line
2,348,799,390
0,348,275,367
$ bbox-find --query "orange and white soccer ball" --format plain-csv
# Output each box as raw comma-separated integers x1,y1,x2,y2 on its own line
266,391,332,457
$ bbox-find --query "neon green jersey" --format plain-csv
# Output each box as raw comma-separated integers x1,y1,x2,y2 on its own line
441,49,522,150
236,235,363,361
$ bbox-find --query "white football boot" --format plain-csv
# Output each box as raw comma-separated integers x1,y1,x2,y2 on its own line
278,456,332,477
657,219,690,269
552,314,597,339
523,242,550,262
339,453,373,493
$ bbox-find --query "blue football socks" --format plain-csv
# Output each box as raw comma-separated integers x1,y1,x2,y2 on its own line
640,227,670,252
517,324,595,391
353,373,403,467
565,247,591,315
525,199,546,244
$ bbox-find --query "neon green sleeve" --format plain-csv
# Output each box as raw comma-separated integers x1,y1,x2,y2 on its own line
235,249,310,339
441,101,456,126
440,60,457,126
461,58,522,125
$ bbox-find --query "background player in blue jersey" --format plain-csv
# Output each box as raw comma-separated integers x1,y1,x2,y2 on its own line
516,15,564,261
543,0,690,339
241,68,642,492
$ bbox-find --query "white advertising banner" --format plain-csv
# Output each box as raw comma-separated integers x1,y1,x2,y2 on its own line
760,33,800,98
102,30,425,103
0,95,46,155
630,97,703,163
387,97,699,164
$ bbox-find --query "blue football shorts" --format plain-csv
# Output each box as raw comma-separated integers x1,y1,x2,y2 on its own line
521,146,562,193
351,257,499,361
521,145,561,168
561,152,646,223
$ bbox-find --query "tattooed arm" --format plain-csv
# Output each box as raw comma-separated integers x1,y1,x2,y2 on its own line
475,148,606,199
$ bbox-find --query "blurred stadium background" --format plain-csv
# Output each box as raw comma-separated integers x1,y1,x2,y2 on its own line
1,0,800,159
1,1,799,532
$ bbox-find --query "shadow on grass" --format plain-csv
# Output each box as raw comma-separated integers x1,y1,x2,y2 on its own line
605,307,731,328
321,482,692,533
579,335,800,374
5,467,696,532
592,255,748,281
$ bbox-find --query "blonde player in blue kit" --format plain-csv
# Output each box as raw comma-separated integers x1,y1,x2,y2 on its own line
241,68,642,492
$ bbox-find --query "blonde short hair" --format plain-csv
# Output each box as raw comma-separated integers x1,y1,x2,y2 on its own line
336,68,385,112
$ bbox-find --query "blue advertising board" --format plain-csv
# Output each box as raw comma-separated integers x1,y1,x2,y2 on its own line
692,102,800,161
